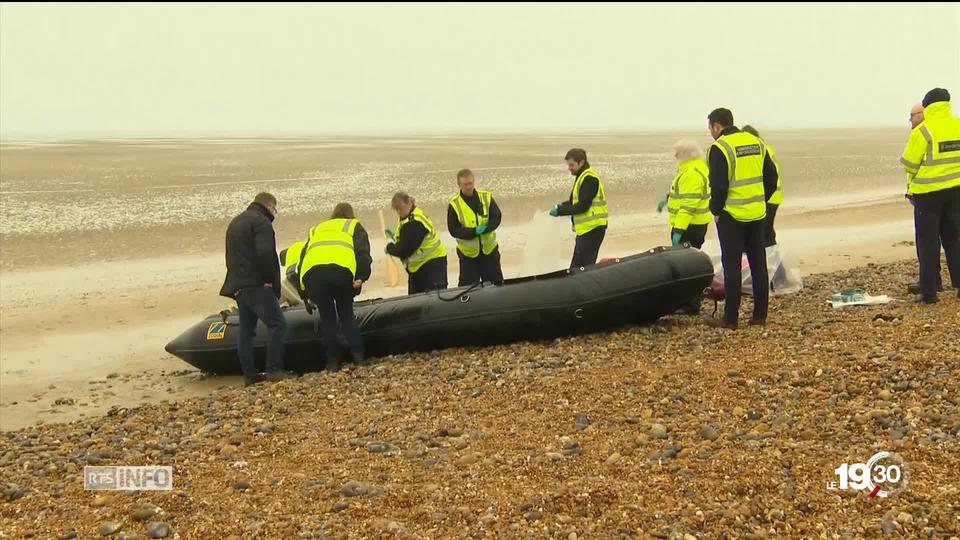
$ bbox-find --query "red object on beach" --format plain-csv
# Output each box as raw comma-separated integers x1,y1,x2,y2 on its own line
599,257,617,264
707,279,725,300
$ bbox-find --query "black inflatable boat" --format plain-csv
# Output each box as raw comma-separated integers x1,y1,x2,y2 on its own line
165,246,713,374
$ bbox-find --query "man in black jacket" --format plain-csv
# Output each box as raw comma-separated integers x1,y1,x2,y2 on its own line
549,148,609,268
705,108,779,329
220,192,288,385
447,169,504,286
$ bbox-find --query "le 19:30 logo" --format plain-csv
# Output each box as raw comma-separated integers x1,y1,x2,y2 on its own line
828,451,908,498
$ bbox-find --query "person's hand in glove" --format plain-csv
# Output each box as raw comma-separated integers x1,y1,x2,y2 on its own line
671,231,683,246
548,204,560,217
383,228,395,241
656,194,668,213
475,222,489,235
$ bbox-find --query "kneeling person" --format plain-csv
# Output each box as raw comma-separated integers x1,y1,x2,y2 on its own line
298,203,372,372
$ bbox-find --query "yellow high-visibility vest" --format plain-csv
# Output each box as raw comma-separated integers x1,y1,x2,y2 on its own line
900,101,960,195
571,167,609,235
397,207,446,273
711,131,767,222
298,218,358,287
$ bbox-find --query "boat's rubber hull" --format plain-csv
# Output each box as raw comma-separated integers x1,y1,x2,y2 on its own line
165,247,713,374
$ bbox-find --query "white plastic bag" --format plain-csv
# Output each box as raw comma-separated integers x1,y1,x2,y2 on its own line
518,211,567,277
711,244,803,297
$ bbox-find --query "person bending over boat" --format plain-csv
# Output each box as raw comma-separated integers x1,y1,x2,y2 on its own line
385,192,449,294
297,203,372,372
548,148,609,268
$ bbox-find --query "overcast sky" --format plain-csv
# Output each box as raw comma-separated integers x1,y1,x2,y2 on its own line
1,2,958,137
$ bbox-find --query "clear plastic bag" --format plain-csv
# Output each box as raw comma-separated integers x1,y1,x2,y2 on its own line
710,244,803,298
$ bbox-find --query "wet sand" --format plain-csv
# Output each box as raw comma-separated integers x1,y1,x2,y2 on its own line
0,130,927,431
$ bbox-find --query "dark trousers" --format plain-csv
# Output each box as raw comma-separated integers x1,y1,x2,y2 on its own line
672,223,709,313
672,223,708,249
236,286,287,379
764,203,779,247
913,186,960,301
571,226,606,268
717,212,769,324
304,265,364,362
457,248,504,286
408,257,448,295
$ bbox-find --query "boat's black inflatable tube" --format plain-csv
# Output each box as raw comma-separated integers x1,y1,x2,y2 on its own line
165,246,713,374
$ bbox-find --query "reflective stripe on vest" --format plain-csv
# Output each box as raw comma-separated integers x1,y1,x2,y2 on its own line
450,189,498,258
298,218,358,287
667,157,711,228
398,207,447,273
571,166,609,235
762,141,783,205
907,116,960,194
281,240,305,267
714,132,767,222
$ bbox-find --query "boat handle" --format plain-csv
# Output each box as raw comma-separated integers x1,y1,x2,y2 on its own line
574,308,584,319
460,294,470,303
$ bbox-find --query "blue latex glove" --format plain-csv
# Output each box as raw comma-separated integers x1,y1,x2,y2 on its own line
548,204,560,217
671,231,683,246
384,228,395,241
475,222,489,235
656,194,668,213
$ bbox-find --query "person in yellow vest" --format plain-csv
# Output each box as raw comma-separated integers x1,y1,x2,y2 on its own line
447,169,504,286
549,148,609,268
297,203,372,372
741,125,782,247
705,108,780,329
657,139,711,248
900,88,960,303
904,101,959,297
385,192,448,294
657,139,712,315
278,240,307,307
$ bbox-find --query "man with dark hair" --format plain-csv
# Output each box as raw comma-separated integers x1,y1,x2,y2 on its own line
220,192,289,386
549,148,609,268
706,109,780,329
447,169,504,286
900,88,960,303
741,125,782,247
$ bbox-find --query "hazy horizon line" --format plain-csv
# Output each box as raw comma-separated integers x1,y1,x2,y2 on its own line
0,124,908,142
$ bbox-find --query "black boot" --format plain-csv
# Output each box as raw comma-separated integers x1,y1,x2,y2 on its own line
674,296,702,315
244,373,266,387
352,352,370,367
907,281,943,294
326,356,341,373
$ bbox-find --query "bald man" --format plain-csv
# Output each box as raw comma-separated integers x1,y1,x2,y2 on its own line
904,100,960,297
909,102,924,129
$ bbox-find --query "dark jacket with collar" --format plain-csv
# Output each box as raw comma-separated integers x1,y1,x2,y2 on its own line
220,202,281,299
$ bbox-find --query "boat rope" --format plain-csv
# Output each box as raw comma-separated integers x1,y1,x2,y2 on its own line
436,282,483,302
